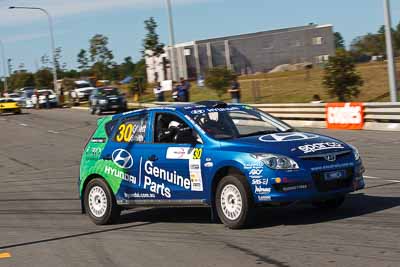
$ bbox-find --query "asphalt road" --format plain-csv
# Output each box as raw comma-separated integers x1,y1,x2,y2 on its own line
0,108,399,267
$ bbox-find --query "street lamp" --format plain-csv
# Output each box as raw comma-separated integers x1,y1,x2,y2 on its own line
0,40,8,94
9,6,59,100
165,0,177,81
383,0,398,102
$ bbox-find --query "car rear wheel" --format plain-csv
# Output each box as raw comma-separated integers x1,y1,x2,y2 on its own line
89,106,95,115
95,107,102,116
215,175,254,229
84,178,121,225
312,196,345,210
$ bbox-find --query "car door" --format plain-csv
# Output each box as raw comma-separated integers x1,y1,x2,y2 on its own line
103,112,151,202
138,111,206,202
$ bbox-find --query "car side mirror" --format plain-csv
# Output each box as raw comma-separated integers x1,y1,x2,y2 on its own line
174,128,198,144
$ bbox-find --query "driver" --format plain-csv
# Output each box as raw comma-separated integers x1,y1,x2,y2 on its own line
158,120,183,143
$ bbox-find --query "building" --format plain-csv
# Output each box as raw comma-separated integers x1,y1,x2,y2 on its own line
146,24,335,82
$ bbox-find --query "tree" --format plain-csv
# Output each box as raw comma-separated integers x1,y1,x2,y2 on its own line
77,49,90,71
89,34,114,79
142,17,164,58
54,47,66,72
142,17,164,82
8,71,35,90
334,32,345,49
351,25,388,56
323,49,364,102
35,68,53,89
205,67,236,99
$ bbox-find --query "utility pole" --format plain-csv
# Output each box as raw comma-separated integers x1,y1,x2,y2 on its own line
0,40,8,93
166,0,177,81
383,0,398,102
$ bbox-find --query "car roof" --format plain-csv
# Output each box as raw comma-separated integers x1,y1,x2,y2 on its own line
114,101,234,119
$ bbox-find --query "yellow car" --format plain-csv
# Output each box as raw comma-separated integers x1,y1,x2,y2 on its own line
0,98,21,114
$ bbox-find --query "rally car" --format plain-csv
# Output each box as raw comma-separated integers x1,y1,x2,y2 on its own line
0,98,21,114
79,101,365,228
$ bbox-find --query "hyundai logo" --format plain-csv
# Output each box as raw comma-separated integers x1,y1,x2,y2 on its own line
325,154,337,162
112,149,134,169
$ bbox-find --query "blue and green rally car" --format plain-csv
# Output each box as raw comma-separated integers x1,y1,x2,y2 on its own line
79,101,365,229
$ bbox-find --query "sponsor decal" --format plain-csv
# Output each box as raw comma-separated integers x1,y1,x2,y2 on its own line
258,195,271,201
255,186,271,195
124,192,155,199
281,184,308,192
298,142,344,154
259,132,318,142
112,149,134,169
326,103,364,130
166,147,192,159
91,138,106,143
104,166,137,184
311,162,354,172
189,158,204,191
244,162,264,169
144,161,191,190
252,178,269,186
249,169,263,176
204,162,214,168
192,148,203,160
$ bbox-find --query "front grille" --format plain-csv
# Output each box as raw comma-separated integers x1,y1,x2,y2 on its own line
312,168,354,192
299,150,352,162
273,182,311,193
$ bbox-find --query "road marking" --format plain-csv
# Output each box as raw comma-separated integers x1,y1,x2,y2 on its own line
0,252,11,259
48,130,59,134
364,175,400,183
19,123,28,127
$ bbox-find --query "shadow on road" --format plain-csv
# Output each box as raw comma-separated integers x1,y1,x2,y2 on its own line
117,193,400,229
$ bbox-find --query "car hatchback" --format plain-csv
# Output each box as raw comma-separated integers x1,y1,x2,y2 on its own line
79,101,365,228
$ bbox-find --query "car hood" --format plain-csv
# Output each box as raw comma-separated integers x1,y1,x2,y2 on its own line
219,131,351,157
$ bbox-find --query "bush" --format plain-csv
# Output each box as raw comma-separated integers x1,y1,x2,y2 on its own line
205,67,236,99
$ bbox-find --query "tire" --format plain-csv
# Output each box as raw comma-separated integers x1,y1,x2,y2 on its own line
95,107,102,116
89,106,95,115
215,175,254,229
312,196,346,210
84,178,121,225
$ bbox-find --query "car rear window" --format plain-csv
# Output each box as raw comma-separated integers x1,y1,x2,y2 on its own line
105,119,118,137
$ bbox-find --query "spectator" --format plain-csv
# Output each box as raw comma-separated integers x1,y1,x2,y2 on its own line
172,82,179,102
228,78,241,103
45,91,50,109
180,77,191,102
311,94,324,104
154,82,165,102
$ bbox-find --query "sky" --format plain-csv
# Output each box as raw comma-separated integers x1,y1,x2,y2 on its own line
0,0,399,72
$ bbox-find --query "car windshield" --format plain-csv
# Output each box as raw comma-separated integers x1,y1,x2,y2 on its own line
187,105,293,140
76,82,91,88
98,88,120,96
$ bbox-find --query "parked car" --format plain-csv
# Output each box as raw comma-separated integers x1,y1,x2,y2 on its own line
0,98,21,114
4,92,22,103
71,81,96,103
89,87,127,115
79,101,365,228
20,89,35,108
32,89,58,108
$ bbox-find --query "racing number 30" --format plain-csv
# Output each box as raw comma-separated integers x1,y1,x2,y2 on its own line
116,124,133,142
193,148,202,159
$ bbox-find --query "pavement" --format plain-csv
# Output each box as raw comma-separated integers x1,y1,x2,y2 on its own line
0,108,399,267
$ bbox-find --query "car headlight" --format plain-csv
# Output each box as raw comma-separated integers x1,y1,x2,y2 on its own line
251,153,299,170
99,99,108,105
349,144,360,161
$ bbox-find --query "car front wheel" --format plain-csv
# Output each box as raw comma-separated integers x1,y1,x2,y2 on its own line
215,175,254,229
84,178,121,225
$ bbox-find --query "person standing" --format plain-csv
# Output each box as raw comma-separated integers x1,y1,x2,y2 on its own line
229,77,241,103
154,82,165,102
180,78,191,102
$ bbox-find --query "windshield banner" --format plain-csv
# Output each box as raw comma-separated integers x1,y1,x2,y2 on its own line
325,103,364,130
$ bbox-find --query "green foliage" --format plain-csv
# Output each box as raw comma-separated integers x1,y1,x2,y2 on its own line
77,49,90,71
142,17,164,58
35,68,53,89
89,34,114,79
334,32,345,49
205,67,236,99
9,71,35,90
323,50,364,102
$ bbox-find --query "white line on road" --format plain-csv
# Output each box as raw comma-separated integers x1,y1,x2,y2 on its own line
19,123,28,127
364,175,400,183
47,130,59,134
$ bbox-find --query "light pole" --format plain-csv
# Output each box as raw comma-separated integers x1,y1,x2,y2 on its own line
166,0,177,81
383,0,398,102
0,40,8,94
9,6,59,100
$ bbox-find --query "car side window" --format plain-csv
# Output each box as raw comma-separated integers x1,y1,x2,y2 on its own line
113,114,148,143
154,113,191,144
